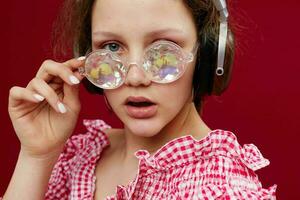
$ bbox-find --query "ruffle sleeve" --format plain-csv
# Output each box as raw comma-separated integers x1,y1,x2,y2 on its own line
45,119,110,200
131,129,277,199
209,131,277,199
188,183,277,200
170,130,277,199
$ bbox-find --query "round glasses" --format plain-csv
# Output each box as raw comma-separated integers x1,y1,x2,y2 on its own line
78,40,198,89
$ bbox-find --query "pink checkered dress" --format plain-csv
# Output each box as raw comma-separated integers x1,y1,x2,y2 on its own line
44,119,276,199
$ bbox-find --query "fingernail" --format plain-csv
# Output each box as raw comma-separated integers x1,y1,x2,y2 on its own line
57,102,67,113
77,56,86,61
33,94,45,101
69,75,80,84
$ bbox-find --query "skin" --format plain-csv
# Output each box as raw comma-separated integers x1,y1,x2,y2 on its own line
4,0,212,199
92,1,212,197
92,0,211,165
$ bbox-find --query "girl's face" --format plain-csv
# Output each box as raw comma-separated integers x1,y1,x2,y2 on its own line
91,0,198,136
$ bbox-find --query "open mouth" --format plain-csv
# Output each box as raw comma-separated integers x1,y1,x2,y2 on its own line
125,96,156,107
126,101,155,107
125,96,157,118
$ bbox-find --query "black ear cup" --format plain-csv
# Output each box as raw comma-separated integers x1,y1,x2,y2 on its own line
193,36,218,101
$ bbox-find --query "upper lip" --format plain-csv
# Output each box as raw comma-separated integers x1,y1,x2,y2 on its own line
125,96,156,105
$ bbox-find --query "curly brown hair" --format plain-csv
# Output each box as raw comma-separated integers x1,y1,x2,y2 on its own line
52,0,235,113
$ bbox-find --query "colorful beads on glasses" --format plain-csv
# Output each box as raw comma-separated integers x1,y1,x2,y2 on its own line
81,40,196,89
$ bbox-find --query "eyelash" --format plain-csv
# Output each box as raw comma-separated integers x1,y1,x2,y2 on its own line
97,38,179,51
100,41,123,51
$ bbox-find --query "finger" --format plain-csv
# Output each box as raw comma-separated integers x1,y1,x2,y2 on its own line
62,56,86,70
63,81,81,113
50,70,85,86
9,86,45,108
63,57,86,82
27,78,67,113
36,59,82,85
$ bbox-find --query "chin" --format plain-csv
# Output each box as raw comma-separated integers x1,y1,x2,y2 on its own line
124,117,165,137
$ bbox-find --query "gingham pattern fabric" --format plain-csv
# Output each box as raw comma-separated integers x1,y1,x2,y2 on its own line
42,119,276,199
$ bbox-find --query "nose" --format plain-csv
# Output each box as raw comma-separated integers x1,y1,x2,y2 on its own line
124,62,151,87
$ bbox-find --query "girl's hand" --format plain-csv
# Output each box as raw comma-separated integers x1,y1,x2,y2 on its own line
8,58,85,158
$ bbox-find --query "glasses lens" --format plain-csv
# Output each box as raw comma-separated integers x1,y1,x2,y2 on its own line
145,42,185,83
85,51,125,89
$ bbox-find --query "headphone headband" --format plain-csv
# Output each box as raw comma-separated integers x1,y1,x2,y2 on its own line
212,0,228,76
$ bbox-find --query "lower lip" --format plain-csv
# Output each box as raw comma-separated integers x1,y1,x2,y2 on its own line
125,104,158,119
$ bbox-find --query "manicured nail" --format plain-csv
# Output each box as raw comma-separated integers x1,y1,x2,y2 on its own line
69,75,80,84
77,56,86,61
57,102,67,113
33,94,45,101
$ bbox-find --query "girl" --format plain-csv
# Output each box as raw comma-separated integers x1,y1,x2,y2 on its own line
3,0,276,199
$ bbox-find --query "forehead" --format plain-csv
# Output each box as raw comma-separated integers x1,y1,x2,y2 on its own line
91,0,197,42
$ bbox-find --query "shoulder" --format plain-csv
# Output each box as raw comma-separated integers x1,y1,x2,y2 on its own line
56,119,120,162
102,126,124,149
46,119,121,199
55,119,111,158
51,119,124,169
205,129,270,171
175,129,277,199
81,119,123,148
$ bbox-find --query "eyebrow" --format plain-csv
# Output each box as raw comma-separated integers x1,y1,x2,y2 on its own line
92,28,186,40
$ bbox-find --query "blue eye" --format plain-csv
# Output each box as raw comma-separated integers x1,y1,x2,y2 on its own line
103,43,120,52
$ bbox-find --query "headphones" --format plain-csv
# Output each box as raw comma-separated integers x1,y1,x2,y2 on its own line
213,0,229,77
193,0,229,99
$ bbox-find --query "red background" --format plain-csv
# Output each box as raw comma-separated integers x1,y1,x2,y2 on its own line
1,1,299,199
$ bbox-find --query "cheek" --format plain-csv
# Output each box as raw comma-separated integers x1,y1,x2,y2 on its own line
158,90,185,121
159,84,190,109
103,90,123,110
158,67,195,110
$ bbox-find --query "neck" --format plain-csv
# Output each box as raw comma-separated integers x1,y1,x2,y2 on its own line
119,101,211,163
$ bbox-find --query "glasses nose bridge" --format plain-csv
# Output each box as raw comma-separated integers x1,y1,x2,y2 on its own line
124,48,146,69
123,50,152,86
125,60,148,78
127,61,140,68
